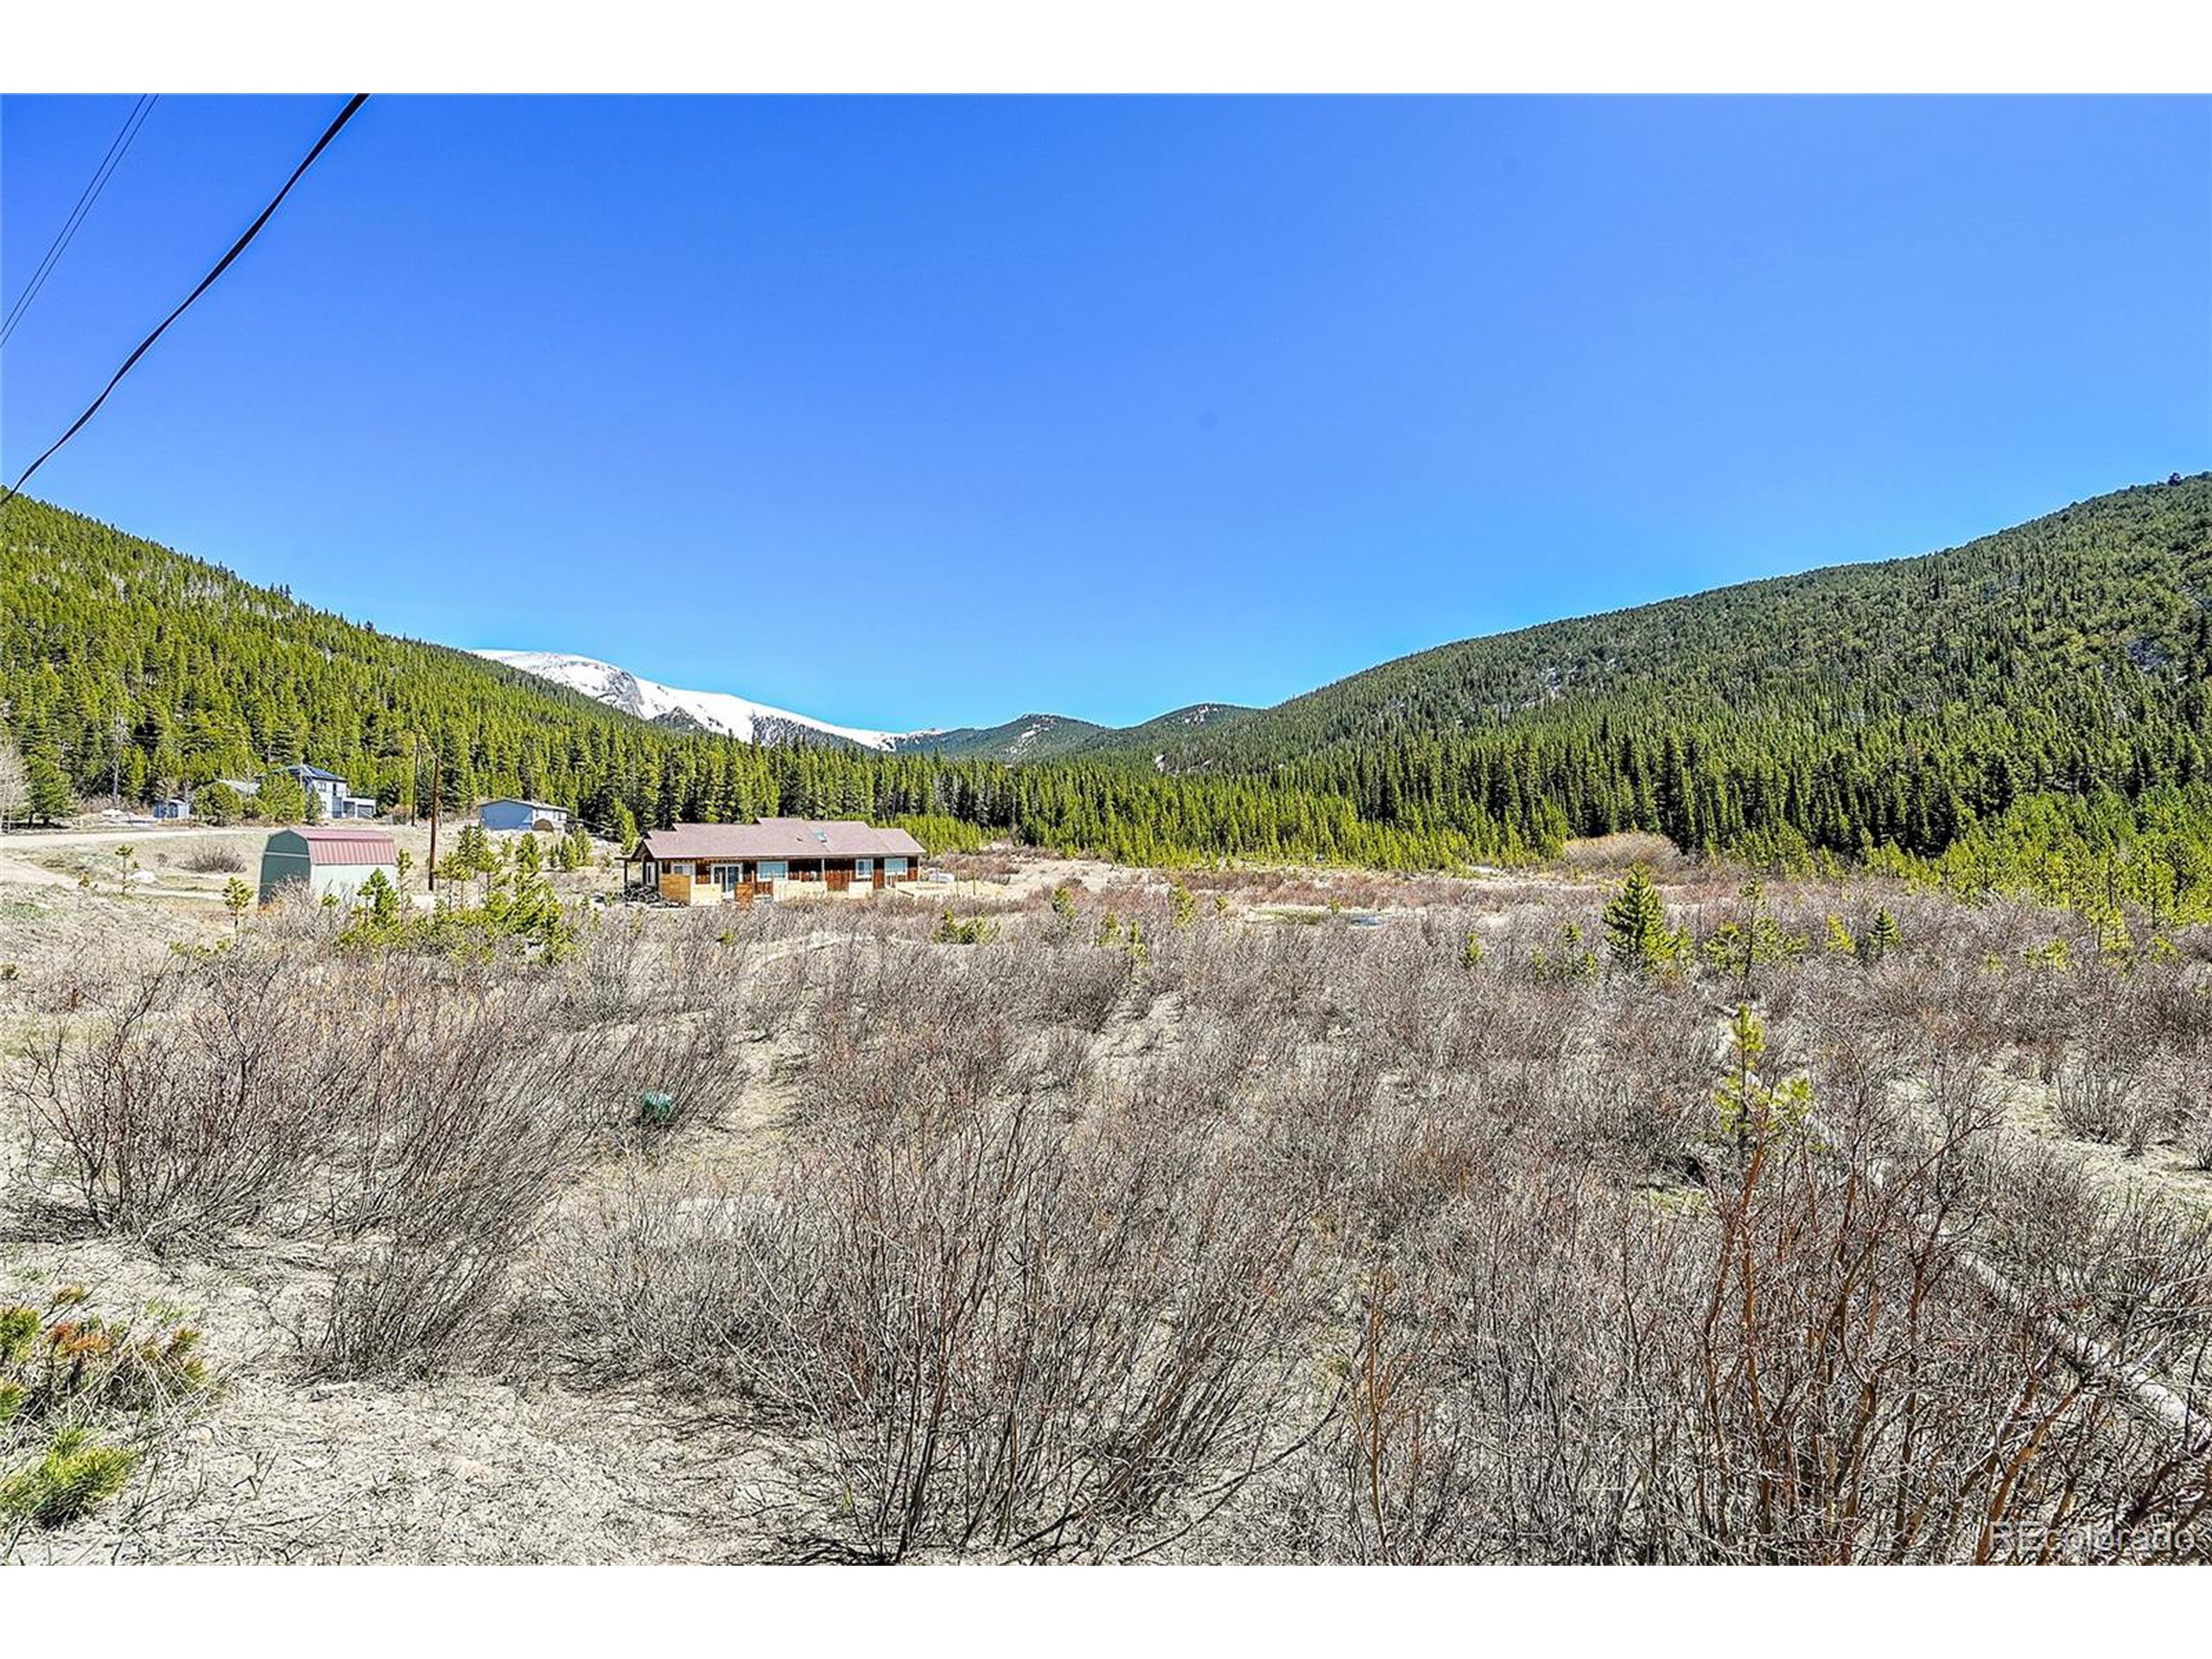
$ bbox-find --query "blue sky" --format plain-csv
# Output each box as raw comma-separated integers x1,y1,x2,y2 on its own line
4,95,2208,732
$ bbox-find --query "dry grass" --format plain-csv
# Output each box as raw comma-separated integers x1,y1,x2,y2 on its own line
4,858,2210,1560
1560,830,1688,874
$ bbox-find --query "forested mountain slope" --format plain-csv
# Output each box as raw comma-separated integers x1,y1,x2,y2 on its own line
4,480,2209,908
0,497,1518,868
3,496,745,827
1114,476,2212,862
1156,478,2212,766
892,713,1110,763
893,703,1255,765
1092,702,1255,760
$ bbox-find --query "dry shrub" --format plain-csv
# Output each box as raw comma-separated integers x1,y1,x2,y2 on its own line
2183,1111,2212,1175
934,849,1024,883
534,1167,769,1380
2177,1038,2212,1172
1003,931,1130,1031
14,927,755,1376
557,908,655,1023
1129,1013,1270,1122
306,995,602,1376
173,840,248,874
800,952,1021,1133
734,1096,1321,1560
1560,831,1687,874
742,953,810,1041
17,845,2212,1560
1179,921,1333,1033
2053,1031,2165,1154
543,1096,1324,1561
1592,984,1715,1171
16,951,363,1246
1263,1083,2212,1563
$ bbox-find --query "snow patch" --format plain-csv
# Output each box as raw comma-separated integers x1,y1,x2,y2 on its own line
476,650,909,751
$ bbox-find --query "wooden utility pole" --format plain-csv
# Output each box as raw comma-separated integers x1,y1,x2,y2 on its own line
410,730,443,893
428,739,442,893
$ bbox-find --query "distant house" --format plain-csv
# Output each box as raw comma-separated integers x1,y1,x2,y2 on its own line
152,797,192,821
480,798,571,836
283,763,378,821
258,826,398,906
218,777,262,800
625,818,925,906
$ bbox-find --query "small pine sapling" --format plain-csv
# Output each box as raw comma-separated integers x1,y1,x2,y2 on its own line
1603,865,1686,977
1713,1002,1810,1168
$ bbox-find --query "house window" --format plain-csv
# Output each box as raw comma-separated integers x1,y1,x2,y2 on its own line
663,860,690,880
855,858,873,878
758,860,788,882
887,857,908,877
643,860,658,883
711,863,742,892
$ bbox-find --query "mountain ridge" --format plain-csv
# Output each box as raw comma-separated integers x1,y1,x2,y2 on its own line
1095,474,2212,783
6,477,2209,888
472,650,907,751
476,654,1260,767
486,475,2208,779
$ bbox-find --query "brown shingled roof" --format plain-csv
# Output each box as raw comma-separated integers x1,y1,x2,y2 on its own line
638,818,925,861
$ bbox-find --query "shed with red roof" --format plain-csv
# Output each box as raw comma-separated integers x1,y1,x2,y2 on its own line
258,825,399,906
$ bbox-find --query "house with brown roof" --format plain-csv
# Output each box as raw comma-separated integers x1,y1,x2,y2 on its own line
625,817,926,905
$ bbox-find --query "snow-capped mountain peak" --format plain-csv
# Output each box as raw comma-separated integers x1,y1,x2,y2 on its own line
475,650,904,751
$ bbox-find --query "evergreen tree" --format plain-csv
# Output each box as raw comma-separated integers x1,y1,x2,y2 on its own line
1603,865,1675,976
25,757,73,823
255,769,307,824
0,721,28,830
196,781,245,825
608,798,640,852
356,868,400,924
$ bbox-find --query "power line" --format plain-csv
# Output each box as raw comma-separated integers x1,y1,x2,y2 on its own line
0,94,156,348
0,93,159,350
0,93,369,516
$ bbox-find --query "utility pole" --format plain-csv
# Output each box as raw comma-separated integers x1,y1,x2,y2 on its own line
428,738,442,893
409,729,443,893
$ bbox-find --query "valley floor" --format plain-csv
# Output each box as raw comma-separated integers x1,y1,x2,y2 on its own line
3,837,2209,1562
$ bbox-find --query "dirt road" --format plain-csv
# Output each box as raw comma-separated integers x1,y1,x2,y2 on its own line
0,824,273,852
0,855,75,887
